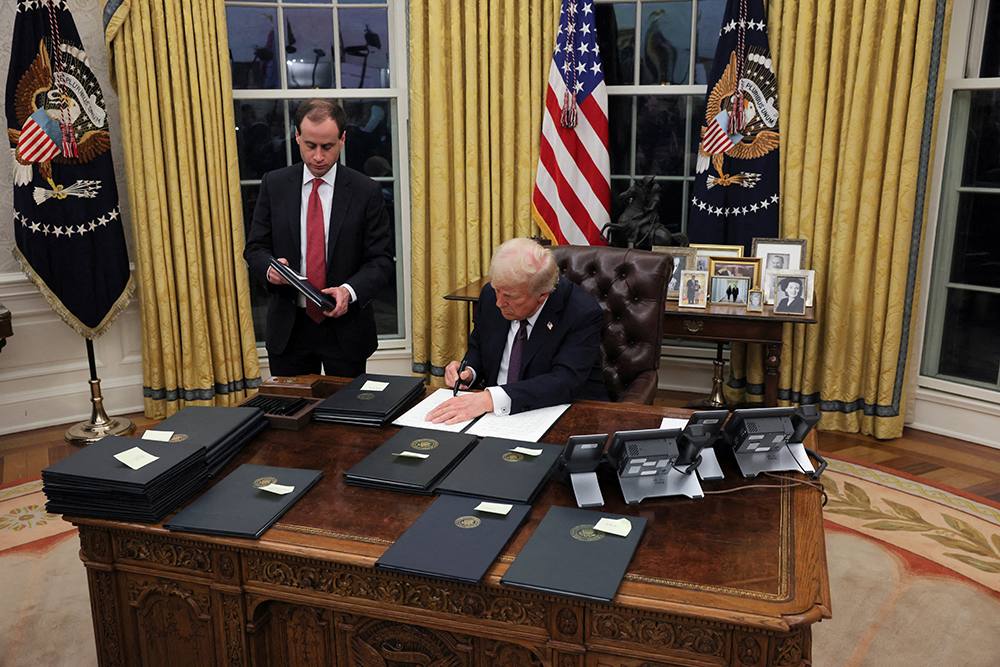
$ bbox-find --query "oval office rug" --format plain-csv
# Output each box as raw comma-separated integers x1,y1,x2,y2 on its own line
1,458,999,667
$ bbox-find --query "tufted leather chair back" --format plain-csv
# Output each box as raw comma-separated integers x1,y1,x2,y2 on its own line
550,245,672,405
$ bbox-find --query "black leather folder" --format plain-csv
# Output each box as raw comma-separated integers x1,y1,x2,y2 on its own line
434,437,563,504
269,256,337,311
153,406,266,475
344,427,479,494
500,505,647,602
313,374,425,427
164,464,323,539
376,493,532,584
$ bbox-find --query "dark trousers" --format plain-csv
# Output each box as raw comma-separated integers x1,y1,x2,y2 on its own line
267,308,367,379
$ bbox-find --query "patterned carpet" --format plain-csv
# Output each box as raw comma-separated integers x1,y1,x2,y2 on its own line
1,458,999,667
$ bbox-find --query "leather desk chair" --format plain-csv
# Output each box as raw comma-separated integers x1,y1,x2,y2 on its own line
550,245,672,405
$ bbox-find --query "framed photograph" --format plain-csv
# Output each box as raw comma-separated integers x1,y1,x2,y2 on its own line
752,238,808,305
772,275,807,315
692,243,745,258
747,288,764,312
653,246,697,301
709,257,763,288
678,270,709,309
710,276,750,305
768,268,815,307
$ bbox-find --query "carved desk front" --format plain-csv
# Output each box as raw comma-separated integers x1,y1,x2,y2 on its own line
71,385,830,667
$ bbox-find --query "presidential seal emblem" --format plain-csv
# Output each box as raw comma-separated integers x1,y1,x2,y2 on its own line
169,434,188,442
357,393,375,401
570,524,604,542
502,452,524,463
410,438,438,451
455,516,481,529
253,477,278,488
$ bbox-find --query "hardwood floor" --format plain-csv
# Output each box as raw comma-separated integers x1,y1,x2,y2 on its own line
3,393,1000,504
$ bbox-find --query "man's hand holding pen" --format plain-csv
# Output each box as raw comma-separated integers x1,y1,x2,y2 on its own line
444,359,473,394
427,359,492,424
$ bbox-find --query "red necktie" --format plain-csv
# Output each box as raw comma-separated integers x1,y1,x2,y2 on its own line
305,178,326,323
507,320,528,384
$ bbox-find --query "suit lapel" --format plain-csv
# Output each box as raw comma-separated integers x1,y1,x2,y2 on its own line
326,165,353,268
521,278,568,368
286,164,305,271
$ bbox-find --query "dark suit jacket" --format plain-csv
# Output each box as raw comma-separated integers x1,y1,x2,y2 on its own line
466,276,608,413
243,163,394,360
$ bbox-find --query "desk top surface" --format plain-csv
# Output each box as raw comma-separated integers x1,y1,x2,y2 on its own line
75,384,830,631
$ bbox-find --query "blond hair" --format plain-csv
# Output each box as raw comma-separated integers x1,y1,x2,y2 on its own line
487,238,559,296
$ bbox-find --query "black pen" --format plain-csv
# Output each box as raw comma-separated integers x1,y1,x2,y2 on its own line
453,358,469,396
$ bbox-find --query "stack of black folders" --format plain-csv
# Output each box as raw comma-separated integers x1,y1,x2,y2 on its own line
343,427,479,494
375,493,532,584
500,505,648,602
313,374,426,427
434,437,564,504
153,405,267,476
164,464,323,539
42,435,210,523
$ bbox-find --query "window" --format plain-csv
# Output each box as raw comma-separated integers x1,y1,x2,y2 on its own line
921,0,1000,392
595,0,726,235
225,0,409,344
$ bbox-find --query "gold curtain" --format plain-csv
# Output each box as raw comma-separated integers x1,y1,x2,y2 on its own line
104,0,261,417
728,0,951,438
409,0,560,384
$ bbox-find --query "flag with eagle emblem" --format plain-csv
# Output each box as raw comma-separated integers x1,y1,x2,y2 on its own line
688,0,779,251
5,0,132,339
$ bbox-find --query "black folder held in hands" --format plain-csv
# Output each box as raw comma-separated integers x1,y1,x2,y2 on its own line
268,257,337,311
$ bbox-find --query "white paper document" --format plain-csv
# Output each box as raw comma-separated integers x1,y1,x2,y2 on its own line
466,403,571,442
594,517,632,537
659,417,689,429
114,447,159,470
392,387,478,433
392,451,430,459
474,501,513,515
141,430,173,441
509,446,543,456
361,380,390,392
259,483,295,495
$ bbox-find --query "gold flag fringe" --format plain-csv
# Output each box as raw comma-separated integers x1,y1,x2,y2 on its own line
12,246,136,340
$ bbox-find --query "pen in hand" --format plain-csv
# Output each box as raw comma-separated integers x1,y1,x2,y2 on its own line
453,358,469,396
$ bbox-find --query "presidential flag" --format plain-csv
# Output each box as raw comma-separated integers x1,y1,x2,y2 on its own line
532,0,609,246
689,0,779,251
6,0,133,339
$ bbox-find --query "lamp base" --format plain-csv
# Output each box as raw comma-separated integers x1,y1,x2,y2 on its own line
65,379,136,445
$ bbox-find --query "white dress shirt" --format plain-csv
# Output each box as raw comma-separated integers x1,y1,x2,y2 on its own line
296,164,357,307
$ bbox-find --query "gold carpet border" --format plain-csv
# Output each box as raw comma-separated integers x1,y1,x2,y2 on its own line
828,459,1000,525
0,479,44,502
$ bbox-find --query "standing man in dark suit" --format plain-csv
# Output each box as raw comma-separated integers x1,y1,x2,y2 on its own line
427,238,608,424
244,99,393,377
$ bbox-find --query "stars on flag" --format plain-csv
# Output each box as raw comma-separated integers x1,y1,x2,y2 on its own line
553,0,602,101
691,196,779,218
14,207,119,238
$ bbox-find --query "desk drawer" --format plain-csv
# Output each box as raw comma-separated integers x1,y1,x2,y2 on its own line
662,315,783,344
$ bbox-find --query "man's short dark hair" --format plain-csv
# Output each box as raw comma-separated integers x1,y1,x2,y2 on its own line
293,99,347,138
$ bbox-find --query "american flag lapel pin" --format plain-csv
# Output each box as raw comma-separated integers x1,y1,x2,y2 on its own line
547,322,553,330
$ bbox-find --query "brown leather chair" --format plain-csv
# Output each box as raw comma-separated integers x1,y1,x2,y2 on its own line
550,245,672,405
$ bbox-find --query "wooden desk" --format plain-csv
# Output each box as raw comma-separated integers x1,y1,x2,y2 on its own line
71,381,830,667
0,303,11,355
444,281,816,407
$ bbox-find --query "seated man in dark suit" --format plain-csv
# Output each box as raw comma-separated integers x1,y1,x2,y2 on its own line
427,238,608,425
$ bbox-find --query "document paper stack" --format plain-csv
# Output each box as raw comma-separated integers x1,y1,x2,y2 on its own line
313,374,426,427
343,427,478,494
151,406,267,476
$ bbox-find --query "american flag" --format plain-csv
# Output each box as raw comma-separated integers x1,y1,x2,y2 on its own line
531,0,609,246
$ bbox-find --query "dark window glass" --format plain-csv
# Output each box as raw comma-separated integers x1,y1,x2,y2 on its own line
949,192,1000,288
343,100,393,175
235,100,291,180
937,288,1000,384
690,94,706,168
960,89,1000,187
284,8,335,89
655,179,687,234
227,7,280,90
595,3,636,85
639,2,691,85
636,96,687,175
981,0,1000,78
695,0,727,83
373,183,400,337
608,96,634,176
339,8,390,88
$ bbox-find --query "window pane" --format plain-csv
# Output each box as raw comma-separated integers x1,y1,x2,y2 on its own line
639,2,691,85
339,8,390,88
285,8,335,89
596,3,636,85
236,100,292,180
689,94,705,175
655,179,686,235
695,0,727,83
227,7,280,90
240,184,269,345
608,96,634,176
636,95,687,175
343,100,393,174
981,0,1000,77
937,288,1000,384
949,192,1000,288
960,90,1000,187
